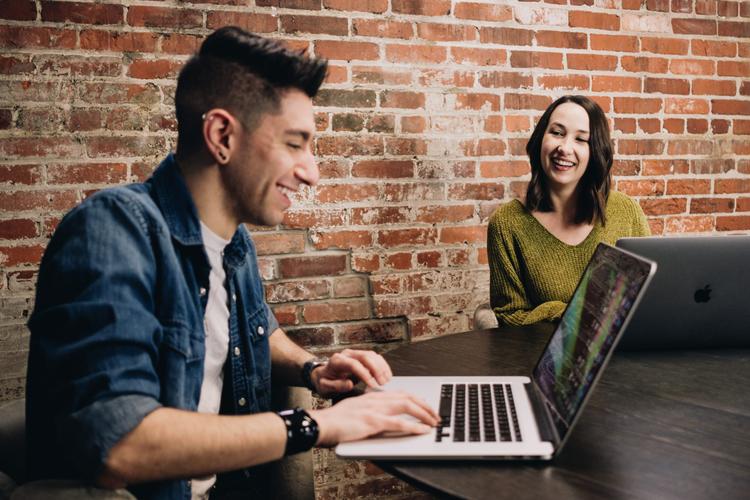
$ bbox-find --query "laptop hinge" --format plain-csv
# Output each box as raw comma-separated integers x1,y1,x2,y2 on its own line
525,382,561,449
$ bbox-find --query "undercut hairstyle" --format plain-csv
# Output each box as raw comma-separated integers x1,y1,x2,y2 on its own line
175,26,328,155
524,95,613,226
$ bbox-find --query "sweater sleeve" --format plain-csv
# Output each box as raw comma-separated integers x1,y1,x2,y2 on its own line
487,210,566,326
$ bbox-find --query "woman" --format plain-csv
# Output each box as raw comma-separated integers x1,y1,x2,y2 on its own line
487,95,650,327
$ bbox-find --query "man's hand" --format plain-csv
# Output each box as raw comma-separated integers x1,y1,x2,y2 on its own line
310,391,440,446
311,349,392,397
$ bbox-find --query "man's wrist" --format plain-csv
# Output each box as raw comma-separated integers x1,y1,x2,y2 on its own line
301,357,328,393
277,408,319,455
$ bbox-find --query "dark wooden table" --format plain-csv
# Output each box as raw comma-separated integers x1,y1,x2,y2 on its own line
377,324,750,500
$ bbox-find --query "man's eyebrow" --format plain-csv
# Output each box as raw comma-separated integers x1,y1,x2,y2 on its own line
285,130,311,141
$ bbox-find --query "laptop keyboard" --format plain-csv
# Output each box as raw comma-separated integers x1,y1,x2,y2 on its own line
436,383,522,443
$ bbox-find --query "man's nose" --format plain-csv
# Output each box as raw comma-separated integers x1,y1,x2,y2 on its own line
295,149,319,187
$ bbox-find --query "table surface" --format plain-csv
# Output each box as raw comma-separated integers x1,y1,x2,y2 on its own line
377,324,750,500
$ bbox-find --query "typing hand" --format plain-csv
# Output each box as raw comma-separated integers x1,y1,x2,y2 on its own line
312,349,392,398
309,391,440,446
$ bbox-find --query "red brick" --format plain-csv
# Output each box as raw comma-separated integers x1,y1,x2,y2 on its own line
484,115,503,133
417,23,477,42
640,198,687,216
615,97,663,114
380,91,424,109
717,61,750,77
400,116,426,133
0,26,76,49
535,31,587,49
690,198,735,214
538,75,590,91
439,225,485,244
256,0,321,8
712,119,731,134
323,0,387,13
80,30,159,52
392,0,451,16
286,326,334,347
415,205,474,224
0,0,36,20
315,184,378,204
737,197,750,211
378,228,437,248
351,207,410,225
316,136,383,157
691,40,737,57
672,18,717,35
712,99,750,115
315,40,379,62
618,139,665,155
667,179,711,195
311,230,373,249
642,159,689,175
0,219,37,239
504,93,552,111
590,34,638,52
593,76,641,92
692,79,736,96
616,180,666,196
386,44,447,64
664,216,714,233
206,11,277,32
480,27,534,46
672,0,693,12
0,165,42,185
332,277,366,298
353,19,413,39
352,160,414,178
160,33,203,55
719,21,750,37
742,81,750,96
511,51,563,69
338,320,405,344
375,296,432,318
128,6,202,28
670,59,715,75
0,245,45,266
567,54,617,71
613,160,641,176
383,183,443,202
687,119,709,134
252,232,306,256
127,59,182,79
736,120,750,134
384,252,411,270
569,11,620,30
644,78,690,95
667,139,713,155
663,119,685,134
46,163,127,185
83,136,163,158
282,15,347,35
716,216,750,231
665,97,709,114
448,183,504,201
696,0,717,15
455,93,500,112
646,0,670,11
352,254,379,273
272,304,299,327
715,179,750,193
42,1,122,24
478,71,532,89
386,138,427,156
455,2,511,21
0,137,83,159
641,37,689,55
451,47,506,66
278,255,347,278
418,69,474,88
416,250,442,268
638,118,661,134
266,280,330,303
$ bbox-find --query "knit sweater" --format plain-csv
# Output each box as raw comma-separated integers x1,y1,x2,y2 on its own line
488,191,650,327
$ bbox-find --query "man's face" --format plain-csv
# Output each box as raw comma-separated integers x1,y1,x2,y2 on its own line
222,89,318,227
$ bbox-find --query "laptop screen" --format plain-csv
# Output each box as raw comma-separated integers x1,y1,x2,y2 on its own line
532,243,655,442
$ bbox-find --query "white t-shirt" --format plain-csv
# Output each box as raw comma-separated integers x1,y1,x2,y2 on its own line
191,222,231,499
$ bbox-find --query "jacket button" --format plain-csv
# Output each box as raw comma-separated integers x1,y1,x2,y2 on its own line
199,287,207,297
257,326,265,335
232,293,237,302
238,397,246,407
234,346,240,357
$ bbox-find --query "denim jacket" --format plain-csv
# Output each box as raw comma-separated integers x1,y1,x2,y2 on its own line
26,154,279,499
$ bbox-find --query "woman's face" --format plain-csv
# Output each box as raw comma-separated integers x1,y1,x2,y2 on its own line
539,102,591,193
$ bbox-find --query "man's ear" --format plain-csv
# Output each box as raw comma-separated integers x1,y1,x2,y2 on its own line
202,109,237,165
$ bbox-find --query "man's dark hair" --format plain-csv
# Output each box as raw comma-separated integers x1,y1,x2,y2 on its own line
525,95,612,225
175,26,328,154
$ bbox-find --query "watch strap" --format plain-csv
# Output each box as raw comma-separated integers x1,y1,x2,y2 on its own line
277,407,319,456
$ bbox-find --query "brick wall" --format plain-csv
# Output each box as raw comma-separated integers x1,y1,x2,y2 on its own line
1,0,748,497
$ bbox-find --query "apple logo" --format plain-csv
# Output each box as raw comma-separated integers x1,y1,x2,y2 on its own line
694,284,712,303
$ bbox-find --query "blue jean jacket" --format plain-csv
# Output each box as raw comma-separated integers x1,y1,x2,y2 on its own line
26,154,280,499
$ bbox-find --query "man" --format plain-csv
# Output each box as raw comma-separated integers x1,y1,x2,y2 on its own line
26,26,438,499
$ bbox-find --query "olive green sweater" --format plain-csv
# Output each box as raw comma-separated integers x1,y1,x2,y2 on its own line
488,191,650,326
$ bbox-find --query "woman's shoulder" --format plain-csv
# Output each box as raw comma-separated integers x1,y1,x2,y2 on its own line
606,190,641,215
489,199,529,230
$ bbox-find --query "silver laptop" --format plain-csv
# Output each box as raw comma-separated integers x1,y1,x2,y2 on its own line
616,235,750,351
336,243,656,460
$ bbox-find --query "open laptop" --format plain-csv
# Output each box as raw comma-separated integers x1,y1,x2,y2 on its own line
616,235,750,351
336,243,656,460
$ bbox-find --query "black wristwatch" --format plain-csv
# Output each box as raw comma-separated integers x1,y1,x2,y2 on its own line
277,407,319,456
301,357,328,393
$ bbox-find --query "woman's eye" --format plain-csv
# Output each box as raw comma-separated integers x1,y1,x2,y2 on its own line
576,137,589,143
549,130,563,136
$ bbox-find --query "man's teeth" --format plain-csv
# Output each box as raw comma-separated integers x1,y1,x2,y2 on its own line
278,186,295,196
